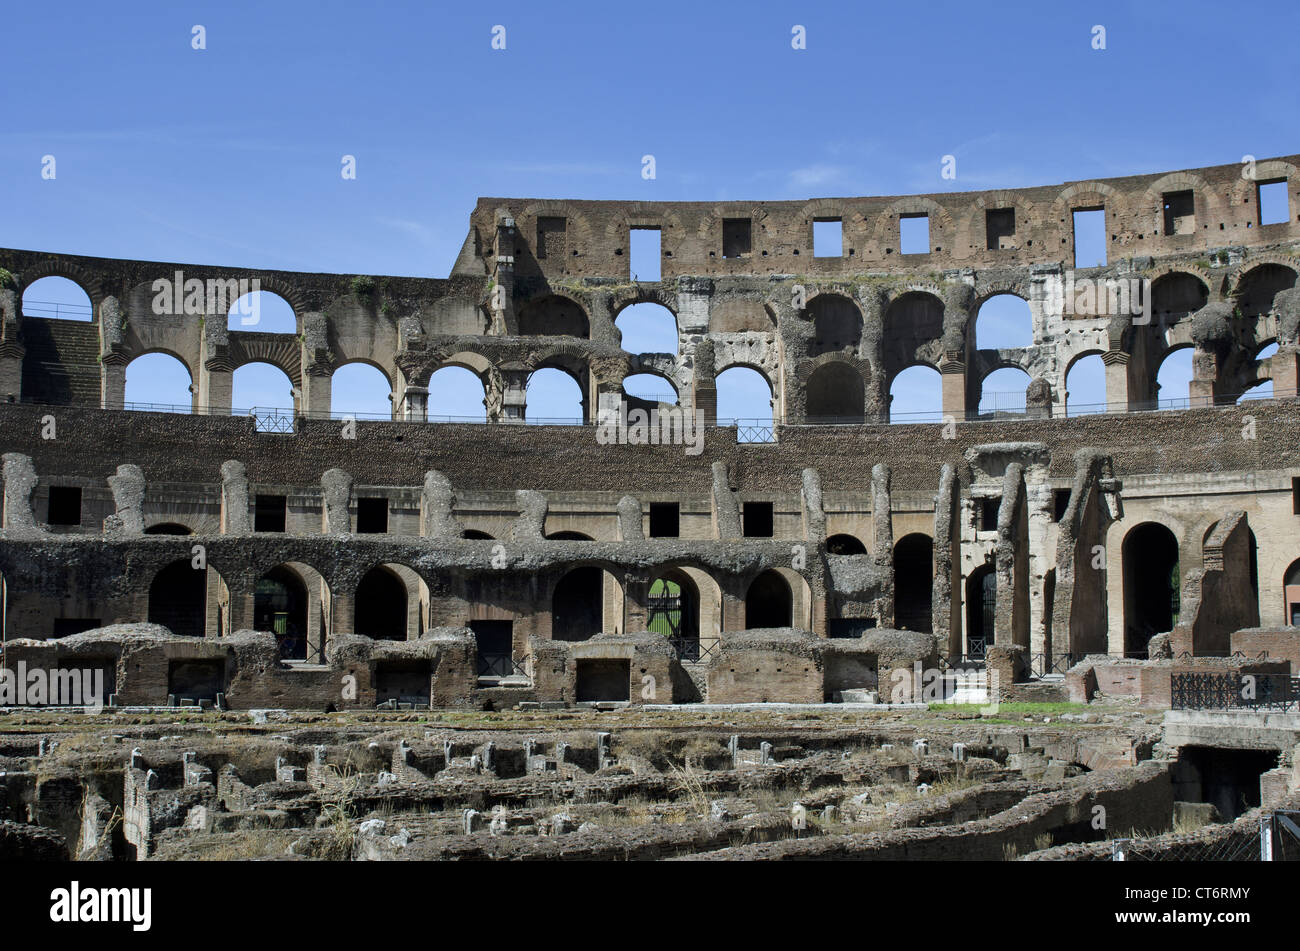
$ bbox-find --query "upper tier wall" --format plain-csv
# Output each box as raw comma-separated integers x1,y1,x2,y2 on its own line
460,156,1300,280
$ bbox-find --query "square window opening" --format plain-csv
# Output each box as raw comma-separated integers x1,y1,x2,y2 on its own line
986,208,1016,250
1072,208,1107,267
813,218,843,257
254,494,287,533
47,486,82,526
743,501,774,538
630,227,662,282
900,214,930,255
723,218,752,258
649,502,680,538
1259,180,1290,226
357,497,388,534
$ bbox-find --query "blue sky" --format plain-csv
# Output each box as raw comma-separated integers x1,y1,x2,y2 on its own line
4,0,1295,418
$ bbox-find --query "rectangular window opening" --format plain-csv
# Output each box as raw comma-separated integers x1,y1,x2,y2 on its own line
899,214,930,255
1053,489,1071,523
1162,190,1196,236
254,494,287,533
722,218,752,258
986,208,1016,250
649,502,680,538
1259,180,1290,226
1292,477,1300,515
357,497,389,534
743,501,774,538
979,497,1000,532
536,216,566,260
47,486,82,526
1072,208,1106,267
813,218,843,257
630,227,661,282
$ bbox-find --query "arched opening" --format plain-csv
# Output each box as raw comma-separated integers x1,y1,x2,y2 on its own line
745,570,792,629
616,303,678,355
354,566,408,640
462,529,494,540
888,365,941,423
1065,353,1106,415
966,565,996,658
125,353,193,411
807,295,863,356
716,366,773,426
254,566,309,660
975,294,1033,349
551,566,604,641
526,366,585,423
547,531,593,541
1151,273,1209,327
827,533,867,555
147,560,208,638
1122,523,1180,655
623,373,678,404
806,362,864,422
21,276,93,322
893,533,933,633
517,296,589,337
232,362,295,412
226,290,296,333
331,363,392,420
428,366,487,421
648,570,700,654
1238,342,1278,402
144,523,192,535
978,366,1031,416
1284,559,1300,626
1235,264,1297,319
1156,347,1194,409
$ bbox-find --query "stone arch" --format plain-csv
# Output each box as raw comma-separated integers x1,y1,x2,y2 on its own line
966,564,996,655
125,351,195,410
614,300,679,355
551,565,609,641
805,360,865,422
893,533,933,632
231,360,298,413
1121,522,1180,655
887,363,942,424
973,293,1033,350
870,196,956,254
147,559,210,639
1063,349,1107,415
882,290,946,380
254,563,330,661
1232,261,1298,318
19,274,96,322
1150,271,1210,327
331,360,395,420
745,570,793,629
805,293,863,357
962,191,1039,254
226,287,299,334
354,564,409,640
516,294,590,338
16,261,104,312
1140,171,1218,236
1283,558,1300,626
826,533,867,555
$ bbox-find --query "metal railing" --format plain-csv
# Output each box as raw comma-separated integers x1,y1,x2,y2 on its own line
668,636,719,662
477,653,528,679
1170,671,1300,712
21,300,94,320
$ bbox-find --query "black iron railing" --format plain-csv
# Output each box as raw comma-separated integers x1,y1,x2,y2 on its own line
477,653,527,678
1171,672,1300,712
668,637,718,662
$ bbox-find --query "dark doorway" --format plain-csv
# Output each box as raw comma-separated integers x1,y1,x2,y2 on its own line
148,560,208,639
826,534,867,555
1172,746,1277,821
649,571,700,657
470,619,514,677
355,566,407,640
967,565,996,657
893,534,934,633
1122,523,1179,655
576,659,631,702
745,570,792,629
552,566,603,641
254,566,308,660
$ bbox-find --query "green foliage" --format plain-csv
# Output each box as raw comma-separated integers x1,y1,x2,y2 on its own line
351,275,376,298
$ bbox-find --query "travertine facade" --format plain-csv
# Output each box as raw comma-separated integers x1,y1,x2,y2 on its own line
1,155,1298,708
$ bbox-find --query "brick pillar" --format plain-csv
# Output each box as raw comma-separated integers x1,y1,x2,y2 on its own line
101,358,127,410
939,352,967,421
1189,346,1218,408
1270,343,1298,399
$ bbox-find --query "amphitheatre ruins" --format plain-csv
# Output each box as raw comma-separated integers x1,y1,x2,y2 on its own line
0,154,1299,862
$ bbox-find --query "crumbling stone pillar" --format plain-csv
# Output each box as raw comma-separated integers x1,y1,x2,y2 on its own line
0,287,22,402
220,460,251,533
299,312,334,418
711,462,741,540
98,296,128,410
321,468,353,533
800,468,826,543
1025,377,1052,419
872,464,894,624
1,453,40,533
511,490,547,541
199,316,234,415
994,463,1031,650
499,365,528,423
616,495,643,541
932,464,961,655
105,464,145,535
1188,345,1219,408
421,470,462,538
692,338,717,427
